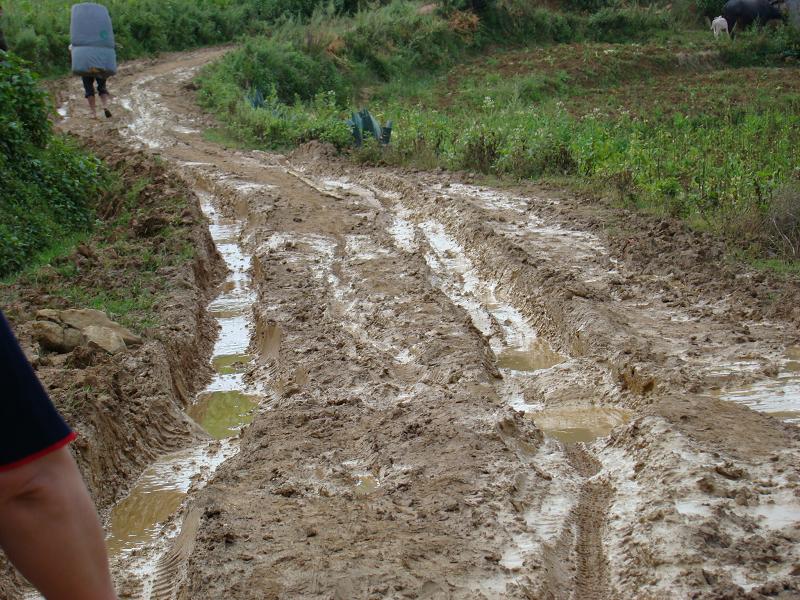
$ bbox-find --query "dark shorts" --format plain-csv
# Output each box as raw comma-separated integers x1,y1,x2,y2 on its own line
0,311,74,472
82,75,109,98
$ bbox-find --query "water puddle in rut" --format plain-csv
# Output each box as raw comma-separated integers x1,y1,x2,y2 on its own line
354,475,380,497
527,407,633,444
713,347,800,423
416,215,635,443
103,188,259,595
188,391,259,440
416,219,629,442
496,339,564,372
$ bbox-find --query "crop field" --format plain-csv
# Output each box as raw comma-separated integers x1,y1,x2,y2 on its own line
195,2,800,262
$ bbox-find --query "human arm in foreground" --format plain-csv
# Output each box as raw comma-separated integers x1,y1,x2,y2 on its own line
0,445,117,600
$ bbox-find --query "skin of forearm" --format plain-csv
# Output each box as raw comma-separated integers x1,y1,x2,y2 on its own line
0,447,117,600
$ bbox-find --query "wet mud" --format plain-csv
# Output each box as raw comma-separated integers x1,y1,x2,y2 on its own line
41,46,800,599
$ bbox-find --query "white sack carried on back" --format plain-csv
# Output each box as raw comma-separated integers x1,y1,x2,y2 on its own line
70,3,117,76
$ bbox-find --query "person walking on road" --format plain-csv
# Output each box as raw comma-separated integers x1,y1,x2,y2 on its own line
0,310,117,600
70,3,117,119
79,71,113,119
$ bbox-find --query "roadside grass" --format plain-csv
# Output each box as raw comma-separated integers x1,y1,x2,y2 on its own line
1,151,199,333
52,284,158,331
749,258,800,277
202,127,263,151
0,231,90,286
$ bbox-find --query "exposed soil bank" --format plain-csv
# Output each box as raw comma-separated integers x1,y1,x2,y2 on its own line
0,134,225,598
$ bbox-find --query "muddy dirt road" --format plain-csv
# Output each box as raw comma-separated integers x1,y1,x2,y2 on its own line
54,47,800,599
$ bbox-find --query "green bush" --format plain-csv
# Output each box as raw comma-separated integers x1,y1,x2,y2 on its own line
565,0,620,14
694,0,725,19
586,8,672,42
0,53,103,277
225,38,349,105
720,25,800,66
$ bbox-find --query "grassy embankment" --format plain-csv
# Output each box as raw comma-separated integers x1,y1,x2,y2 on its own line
0,54,195,330
197,0,800,265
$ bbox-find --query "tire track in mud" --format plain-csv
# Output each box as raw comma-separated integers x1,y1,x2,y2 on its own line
55,47,800,599
326,175,620,600
564,447,611,600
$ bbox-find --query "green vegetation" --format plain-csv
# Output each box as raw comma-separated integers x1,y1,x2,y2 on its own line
0,52,104,278
195,1,800,262
2,0,361,76
196,0,673,147
2,150,201,332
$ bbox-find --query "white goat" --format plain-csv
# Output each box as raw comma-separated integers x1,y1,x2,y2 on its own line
711,15,729,38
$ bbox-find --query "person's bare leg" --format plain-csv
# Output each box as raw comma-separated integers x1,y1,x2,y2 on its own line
86,95,98,119
0,447,117,600
99,93,112,118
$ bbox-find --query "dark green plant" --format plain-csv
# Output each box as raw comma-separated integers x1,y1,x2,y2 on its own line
347,108,392,146
694,0,725,19
226,38,350,105
720,25,800,66
565,0,620,14
0,53,103,277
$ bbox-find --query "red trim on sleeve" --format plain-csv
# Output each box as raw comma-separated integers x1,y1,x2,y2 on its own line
0,432,77,473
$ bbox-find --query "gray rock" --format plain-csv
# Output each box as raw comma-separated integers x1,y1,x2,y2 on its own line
58,309,142,346
83,325,126,355
32,321,85,353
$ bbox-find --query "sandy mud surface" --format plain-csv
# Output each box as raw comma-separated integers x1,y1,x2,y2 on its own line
42,46,800,599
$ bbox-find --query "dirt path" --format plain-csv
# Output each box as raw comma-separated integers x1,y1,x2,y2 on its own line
56,47,800,599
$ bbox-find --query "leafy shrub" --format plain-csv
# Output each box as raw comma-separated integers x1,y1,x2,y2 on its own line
565,0,620,14
694,0,725,20
586,8,672,42
720,25,800,66
225,38,349,105
485,3,580,42
0,53,103,277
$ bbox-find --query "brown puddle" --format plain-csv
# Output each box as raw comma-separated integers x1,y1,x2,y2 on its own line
107,490,184,557
354,475,380,497
529,407,632,444
105,443,234,558
497,339,564,372
212,353,253,375
712,347,800,423
187,391,259,440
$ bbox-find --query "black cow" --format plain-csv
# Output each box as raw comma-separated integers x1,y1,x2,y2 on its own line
722,0,787,35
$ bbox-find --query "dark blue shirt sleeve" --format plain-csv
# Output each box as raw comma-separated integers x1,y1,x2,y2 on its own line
0,309,74,471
